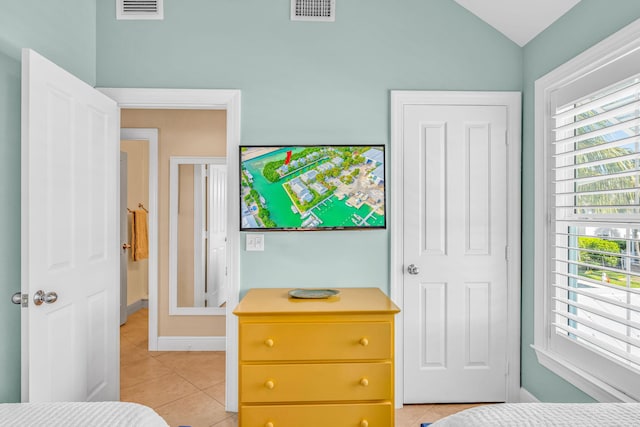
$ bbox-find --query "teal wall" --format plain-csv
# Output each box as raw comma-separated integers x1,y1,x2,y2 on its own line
0,1,96,84
521,0,640,402
0,0,96,402
96,0,522,293
0,49,22,404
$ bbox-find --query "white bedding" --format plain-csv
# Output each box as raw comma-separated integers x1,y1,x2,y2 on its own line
0,401,169,427
430,403,640,427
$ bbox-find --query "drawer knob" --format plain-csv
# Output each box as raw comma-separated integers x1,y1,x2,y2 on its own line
360,378,369,387
264,380,275,389
360,421,369,427
264,338,275,347
265,423,274,427
359,337,369,346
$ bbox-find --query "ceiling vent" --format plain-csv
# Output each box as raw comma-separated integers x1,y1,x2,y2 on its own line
291,0,335,22
117,0,164,20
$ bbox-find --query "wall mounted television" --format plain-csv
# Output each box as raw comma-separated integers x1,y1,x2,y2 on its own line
240,145,386,231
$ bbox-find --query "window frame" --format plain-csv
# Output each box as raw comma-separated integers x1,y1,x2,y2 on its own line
533,18,640,403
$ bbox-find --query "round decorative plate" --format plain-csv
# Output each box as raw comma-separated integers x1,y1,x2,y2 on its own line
288,288,340,299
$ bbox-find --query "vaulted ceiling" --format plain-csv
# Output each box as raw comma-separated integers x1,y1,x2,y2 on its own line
453,0,582,46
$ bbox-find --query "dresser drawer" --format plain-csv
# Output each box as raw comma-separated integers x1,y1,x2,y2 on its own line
241,362,392,403
241,402,393,427
240,322,392,361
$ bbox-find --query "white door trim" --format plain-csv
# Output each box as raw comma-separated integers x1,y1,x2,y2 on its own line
120,128,159,349
99,87,241,412
390,91,522,406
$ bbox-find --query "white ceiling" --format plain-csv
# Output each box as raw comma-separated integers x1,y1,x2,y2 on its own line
453,0,582,47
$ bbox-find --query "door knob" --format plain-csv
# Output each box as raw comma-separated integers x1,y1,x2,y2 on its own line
11,292,22,305
407,264,419,275
33,290,58,306
122,243,132,250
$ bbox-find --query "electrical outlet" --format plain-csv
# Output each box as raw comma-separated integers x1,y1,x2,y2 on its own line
246,233,265,251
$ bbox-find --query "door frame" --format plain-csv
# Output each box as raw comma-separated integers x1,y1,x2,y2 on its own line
390,91,522,406
120,128,159,347
99,87,241,412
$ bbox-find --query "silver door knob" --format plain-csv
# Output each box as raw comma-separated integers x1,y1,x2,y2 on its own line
11,292,22,305
407,264,419,275
33,290,58,306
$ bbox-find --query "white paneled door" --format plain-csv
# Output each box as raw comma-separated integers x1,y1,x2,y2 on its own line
402,104,509,403
21,49,120,401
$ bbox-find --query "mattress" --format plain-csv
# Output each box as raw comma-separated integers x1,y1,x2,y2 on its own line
0,401,169,427
429,403,640,427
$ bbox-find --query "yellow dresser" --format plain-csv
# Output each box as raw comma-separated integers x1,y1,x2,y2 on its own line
234,288,400,427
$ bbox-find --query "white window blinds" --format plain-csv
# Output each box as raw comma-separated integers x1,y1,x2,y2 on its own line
551,73,640,372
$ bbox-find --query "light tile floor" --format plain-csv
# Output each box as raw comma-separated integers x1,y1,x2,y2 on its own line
120,309,482,427
120,309,236,427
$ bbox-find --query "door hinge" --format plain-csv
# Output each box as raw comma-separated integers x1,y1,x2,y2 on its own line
504,129,509,145
505,245,510,261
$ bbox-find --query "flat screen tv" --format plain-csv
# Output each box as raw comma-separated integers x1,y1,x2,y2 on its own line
240,145,386,231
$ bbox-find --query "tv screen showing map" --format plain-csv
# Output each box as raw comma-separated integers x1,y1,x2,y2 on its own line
240,145,386,231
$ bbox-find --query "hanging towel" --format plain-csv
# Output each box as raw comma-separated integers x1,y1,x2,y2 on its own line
132,209,149,261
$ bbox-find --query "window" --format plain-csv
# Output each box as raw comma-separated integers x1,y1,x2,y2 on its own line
534,19,640,402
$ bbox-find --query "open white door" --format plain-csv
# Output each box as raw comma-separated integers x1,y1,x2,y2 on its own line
21,49,120,402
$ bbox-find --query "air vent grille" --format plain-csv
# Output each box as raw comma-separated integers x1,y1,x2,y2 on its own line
117,0,163,20
291,0,335,22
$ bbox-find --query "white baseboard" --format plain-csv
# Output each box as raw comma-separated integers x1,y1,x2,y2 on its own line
127,298,148,316
157,336,226,351
519,387,540,402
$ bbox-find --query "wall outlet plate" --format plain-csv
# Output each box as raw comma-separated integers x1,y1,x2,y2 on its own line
246,233,265,251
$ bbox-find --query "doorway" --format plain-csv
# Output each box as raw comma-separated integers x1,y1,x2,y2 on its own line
119,109,228,350
101,87,242,412
120,128,158,340
118,112,228,411
390,91,522,405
